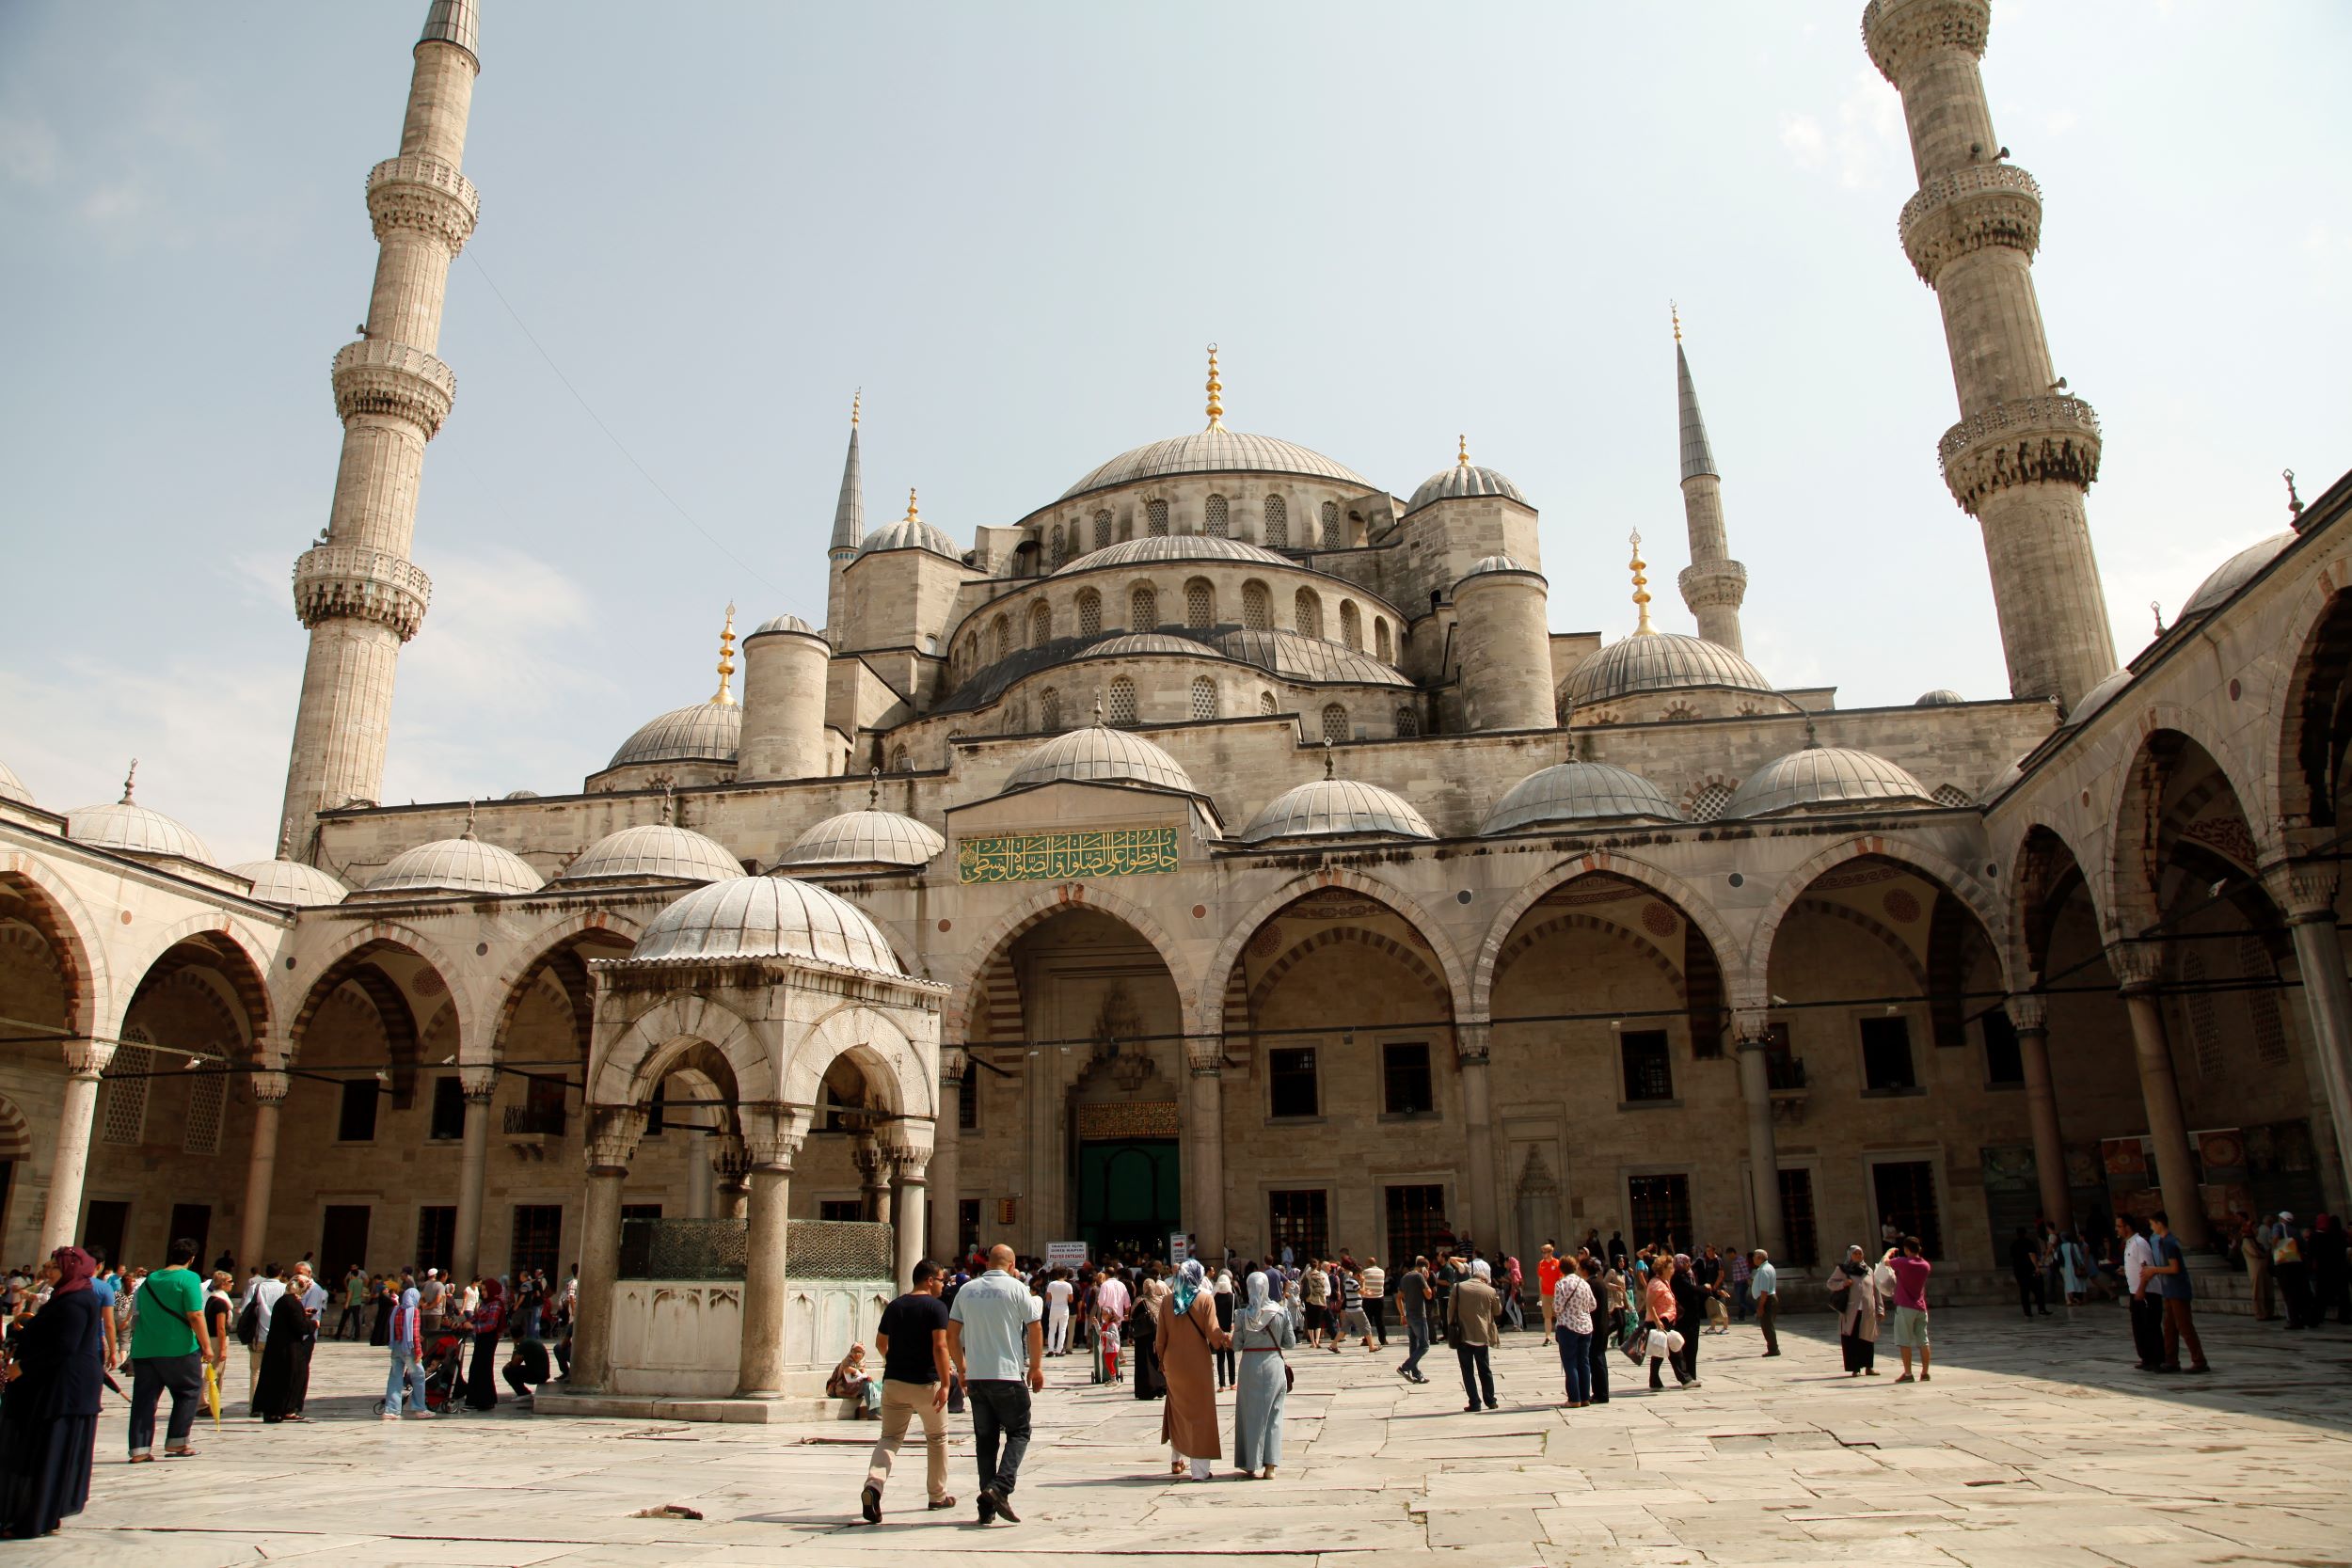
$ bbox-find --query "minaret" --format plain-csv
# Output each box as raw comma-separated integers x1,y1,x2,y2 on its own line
823,391,865,639
278,1,481,839
1865,0,2116,708
1671,309,1749,655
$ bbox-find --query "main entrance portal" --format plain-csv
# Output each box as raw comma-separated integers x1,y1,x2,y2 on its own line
1076,1139,1180,1260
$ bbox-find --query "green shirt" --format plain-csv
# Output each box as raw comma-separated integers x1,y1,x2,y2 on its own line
128,1265,206,1359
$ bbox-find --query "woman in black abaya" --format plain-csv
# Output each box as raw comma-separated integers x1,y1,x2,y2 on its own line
0,1247,105,1538
250,1286,314,1422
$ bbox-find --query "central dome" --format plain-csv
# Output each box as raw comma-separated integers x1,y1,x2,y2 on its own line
1061,429,1370,501
1566,632,1775,709
1005,724,1196,794
635,876,902,974
1056,535,1290,574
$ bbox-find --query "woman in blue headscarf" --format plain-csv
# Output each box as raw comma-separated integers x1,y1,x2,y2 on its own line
1152,1258,1226,1480
1231,1271,1294,1480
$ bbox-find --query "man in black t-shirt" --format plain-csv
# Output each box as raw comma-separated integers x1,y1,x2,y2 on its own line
1394,1257,1435,1385
860,1259,956,1523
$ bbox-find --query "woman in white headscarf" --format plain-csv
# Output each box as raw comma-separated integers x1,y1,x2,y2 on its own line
1231,1272,1295,1479
1154,1259,1227,1480
1828,1244,1883,1376
1211,1269,1238,1390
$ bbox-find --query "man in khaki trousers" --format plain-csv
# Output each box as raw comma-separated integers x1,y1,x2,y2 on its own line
859,1259,957,1524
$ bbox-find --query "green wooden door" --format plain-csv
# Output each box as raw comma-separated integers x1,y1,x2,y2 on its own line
1077,1140,1180,1260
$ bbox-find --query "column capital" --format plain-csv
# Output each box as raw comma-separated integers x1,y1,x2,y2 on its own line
710,1134,749,1187
458,1063,499,1101
939,1046,968,1085
1731,1007,1773,1047
61,1038,116,1077
850,1143,886,1182
1454,1021,1492,1064
2004,992,2049,1033
2107,941,2165,994
1184,1034,1224,1076
583,1105,643,1174
739,1105,811,1171
250,1069,292,1105
2262,859,2342,924
880,1117,935,1162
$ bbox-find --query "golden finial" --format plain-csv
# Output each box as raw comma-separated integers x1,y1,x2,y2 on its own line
119,758,137,804
1457,434,1470,467
1671,301,1682,344
1629,531,1655,634
1204,343,1224,430
903,487,920,525
850,388,861,427
712,602,739,706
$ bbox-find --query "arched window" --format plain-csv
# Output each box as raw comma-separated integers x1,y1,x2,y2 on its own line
1258,690,1278,715
1688,782,1734,821
1106,675,1139,726
1029,601,1052,649
1394,705,1421,737
990,615,1009,661
1294,588,1322,639
891,744,911,771
1321,703,1350,743
1049,524,1068,568
1263,494,1289,548
1130,583,1158,628
1184,578,1215,629
1242,580,1271,631
1319,499,1342,549
1076,588,1103,637
1375,619,1391,662
1340,601,1362,651
1041,687,1063,732
1190,676,1218,720
1093,509,1113,550
1146,499,1169,536
1204,494,1230,537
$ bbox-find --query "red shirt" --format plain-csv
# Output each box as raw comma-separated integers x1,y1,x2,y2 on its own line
1537,1257,1563,1299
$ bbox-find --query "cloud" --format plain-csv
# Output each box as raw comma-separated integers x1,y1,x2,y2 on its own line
1786,71,1909,190
0,110,60,185
1779,114,1827,172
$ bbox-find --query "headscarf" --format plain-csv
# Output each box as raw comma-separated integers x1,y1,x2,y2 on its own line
50,1245,95,1295
1213,1269,1233,1295
1238,1271,1282,1334
481,1275,504,1302
1470,1259,1492,1281
1837,1244,1868,1279
1171,1258,1207,1314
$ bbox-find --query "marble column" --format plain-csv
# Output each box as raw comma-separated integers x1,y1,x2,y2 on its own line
686,1139,714,1221
1456,1022,1499,1251
735,1116,804,1399
568,1106,642,1394
2006,993,2072,1231
1184,1035,1226,1256
929,1049,964,1259
40,1037,117,1256
713,1136,749,1222
2266,860,2352,1205
2110,942,2211,1249
451,1063,497,1284
236,1067,291,1266
852,1129,892,1226
1732,1011,1786,1259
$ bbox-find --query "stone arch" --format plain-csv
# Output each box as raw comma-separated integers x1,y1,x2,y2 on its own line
1743,835,2010,1000
485,910,645,1059
0,853,108,1037
778,1001,935,1120
589,993,771,1109
2272,553,2352,830
1247,925,1452,1022
1471,851,1740,1020
284,922,471,1065
2107,721,2278,939
946,882,1201,1044
119,915,276,1043
1199,866,1471,1036
2008,819,2106,981
1785,897,1931,993
0,1093,28,1163
1491,911,1686,999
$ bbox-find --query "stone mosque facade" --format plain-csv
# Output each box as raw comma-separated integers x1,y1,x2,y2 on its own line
7,0,2352,1361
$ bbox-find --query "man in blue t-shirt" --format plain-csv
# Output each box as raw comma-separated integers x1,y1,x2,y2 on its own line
2137,1212,2209,1374
947,1244,1043,1526
860,1259,956,1524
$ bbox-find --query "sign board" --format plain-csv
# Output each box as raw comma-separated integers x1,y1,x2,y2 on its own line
1047,1241,1089,1271
1168,1232,1191,1265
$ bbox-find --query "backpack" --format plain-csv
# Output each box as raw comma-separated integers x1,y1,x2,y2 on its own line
234,1293,262,1347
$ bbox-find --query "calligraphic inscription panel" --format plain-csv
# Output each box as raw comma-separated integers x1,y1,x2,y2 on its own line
957,827,1180,884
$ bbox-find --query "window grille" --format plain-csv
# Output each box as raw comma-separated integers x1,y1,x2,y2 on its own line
1395,706,1421,737
1259,690,1278,714
990,616,1009,661
1688,782,1734,821
1295,589,1321,639
1375,620,1391,662
1321,703,1349,743
1029,601,1052,648
1077,590,1102,636
103,1031,152,1147
1049,525,1068,568
1320,500,1342,548
1146,499,1169,536
1263,494,1288,547
1106,677,1138,726
1041,688,1062,732
1931,784,1972,807
1093,510,1112,550
1204,494,1230,537
1130,585,1157,628
1340,601,1361,651
183,1060,225,1155
1185,578,1214,628
891,745,910,771
1242,581,1271,630
1190,676,1218,720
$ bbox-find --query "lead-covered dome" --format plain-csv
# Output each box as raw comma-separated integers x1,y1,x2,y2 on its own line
1213,629,1413,687
362,833,545,896
557,823,741,885
1914,689,1964,706
751,612,819,637
1005,724,1196,794
1566,632,1775,708
1407,455,1527,514
1061,429,1371,500
0,758,31,806
1076,633,1228,662
858,515,961,560
635,876,901,974
609,700,741,769
777,808,946,871
1237,777,1435,844
2063,664,2136,727
1720,746,1933,819
230,857,348,907
2180,531,2295,619
1056,534,1290,574
67,777,213,863
1482,761,1683,834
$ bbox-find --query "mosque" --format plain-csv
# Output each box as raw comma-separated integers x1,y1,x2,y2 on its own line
6,0,2351,1395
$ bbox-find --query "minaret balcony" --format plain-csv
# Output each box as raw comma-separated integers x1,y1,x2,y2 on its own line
1863,0,1990,83
366,154,480,251
331,340,455,437
292,545,433,641
1677,560,1748,611
1899,164,2042,285
1937,394,2103,515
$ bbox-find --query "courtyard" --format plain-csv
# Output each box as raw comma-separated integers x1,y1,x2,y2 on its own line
20,1302,2352,1565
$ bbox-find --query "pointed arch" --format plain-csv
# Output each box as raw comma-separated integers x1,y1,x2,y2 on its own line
2109,717,2281,939
1197,867,1471,1037
2006,818,2106,981
2271,548,2352,830
1471,850,1740,1020
118,914,277,1042
946,882,1201,1044
779,1000,936,1120
1743,835,2010,1000
486,909,644,1059
0,1094,29,1163
283,921,473,1065
0,851,109,1038
588,993,770,1108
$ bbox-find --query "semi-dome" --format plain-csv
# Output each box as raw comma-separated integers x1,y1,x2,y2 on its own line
1407,451,1528,513
609,700,741,769
362,832,545,896
1720,746,1933,819
2180,531,2295,620
66,772,213,864
1566,632,1775,708
2063,664,2137,727
1482,761,1684,834
857,515,961,560
1237,776,1435,845
1213,628,1413,688
1076,633,1228,662
1914,689,1964,706
635,875,901,974
1055,534,1290,574
1005,723,1196,794
1061,429,1371,501
777,807,946,871
557,823,742,885
751,612,820,637
0,758,31,805
230,858,349,908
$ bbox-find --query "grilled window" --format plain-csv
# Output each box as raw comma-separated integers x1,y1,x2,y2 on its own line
1130,585,1158,628
1190,676,1218,720
1106,676,1138,726
1185,578,1214,628
1077,589,1102,636
1242,580,1271,630
1320,703,1349,743
1204,494,1230,537
1263,494,1289,547
1294,589,1322,639
1146,499,1169,536
1319,499,1342,548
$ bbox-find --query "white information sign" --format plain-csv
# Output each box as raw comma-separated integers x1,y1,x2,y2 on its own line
1047,1241,1089,1271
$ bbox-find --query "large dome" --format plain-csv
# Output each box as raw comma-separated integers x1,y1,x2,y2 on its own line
0,758,31,805
609,700,741,769
1056,534,1290,574
1566,632,1775,708
1407,461,1527,514
67,791,213,863
362,834,546,896
2180,531,2295,620
777,808,946,871
1482,761,1683,834
230,858,349,907
556,823,742,885
858,515,961,560
635,876,902,974
1060,429,1371,501
1237,777,1435,844
1720,746,1933,819
1005,724,1196,794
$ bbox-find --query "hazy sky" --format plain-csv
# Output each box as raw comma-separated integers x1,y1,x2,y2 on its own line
3,2,2346,864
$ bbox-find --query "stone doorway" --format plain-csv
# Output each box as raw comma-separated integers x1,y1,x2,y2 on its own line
1076,1137,1180,1261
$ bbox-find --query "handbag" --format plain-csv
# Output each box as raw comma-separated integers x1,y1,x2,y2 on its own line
1621,1324,1651,1364
1279,1349,1295,1392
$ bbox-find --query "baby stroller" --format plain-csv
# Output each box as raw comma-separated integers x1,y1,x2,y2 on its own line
373,1327,468,1416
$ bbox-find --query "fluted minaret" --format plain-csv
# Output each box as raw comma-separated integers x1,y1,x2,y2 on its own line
823,393,866,639
278,1,481,839
1671,314,1748,655
1865,0,2116,709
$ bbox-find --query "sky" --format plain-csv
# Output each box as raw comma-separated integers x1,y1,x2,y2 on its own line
2,2,2347,866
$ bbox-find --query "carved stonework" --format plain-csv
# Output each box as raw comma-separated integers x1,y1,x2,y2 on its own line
1677,559,1747,611
1454,1021,1492,1065
365,155,481,251
1900,164,2042,285
63,1038,118,1077
458,1063,499,1101
2004,993,2048,1033
584,1106,643,1173
1863,0,1990,83
2106,942,2165,993
939,1047,967,1085
251,1069,292,1105
1731,1007,1772,1045
330,339,456,437
2262,860,2342,924
1938,395,2103,515
1184,1035,1224,1075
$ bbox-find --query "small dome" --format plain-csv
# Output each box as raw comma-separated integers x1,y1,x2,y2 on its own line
67,798,213,863
751,612,819,637
557,823,742,885
609,700,741,769
0,758,31,805
777,808,946,871
1076,633,1228,662
1055,534,1291,575
1914,689,1964,706
1060,429,1370,501
635,876,901,974
1407,463,1527,514
858,515,961,560
1720,746,1933,819
1482,761,1684,834
1567,632,1775,708
363,834,545,896
1005,724,1196,794
1458,554,1543,585
230,858,349,907
2064,664,2136,727
2181,531,2295,619
1237,777,1435,845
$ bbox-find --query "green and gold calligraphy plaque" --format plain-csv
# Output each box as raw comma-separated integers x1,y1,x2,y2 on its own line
956,826,1180,884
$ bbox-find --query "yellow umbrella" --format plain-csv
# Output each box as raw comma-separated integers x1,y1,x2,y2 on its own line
203,1361,221,1429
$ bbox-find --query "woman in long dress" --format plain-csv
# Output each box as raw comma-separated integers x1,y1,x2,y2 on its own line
464,1277,505,1411
1829,1245,1882,1376
0,1248,103,1538
1131,1275,1167,1401
1232,1271,1294,1479
1211,1270,1238,1391
1154,1259,1228,1481
251,1286,315,1422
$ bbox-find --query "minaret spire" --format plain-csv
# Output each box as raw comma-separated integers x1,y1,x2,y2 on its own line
823,391,866,639
278,2,482,832
1670,309,1749,654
